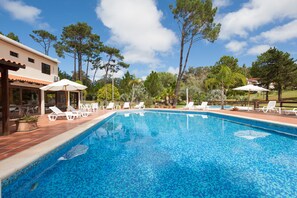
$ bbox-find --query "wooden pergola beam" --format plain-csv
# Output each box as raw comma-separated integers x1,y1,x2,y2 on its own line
0,59,26,135
1,69,9,135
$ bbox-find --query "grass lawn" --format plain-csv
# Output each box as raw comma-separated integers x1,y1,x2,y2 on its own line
251,90,297,101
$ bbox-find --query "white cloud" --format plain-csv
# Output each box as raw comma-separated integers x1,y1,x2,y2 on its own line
141,76,147,81
247,45,271,55
89,68,126,81
252,19,297,43
219,0,297,40
113,70,125,78
0,0,41,24
167,67,179,75
213,0,231,8
96,0,177,64
225,40,247,53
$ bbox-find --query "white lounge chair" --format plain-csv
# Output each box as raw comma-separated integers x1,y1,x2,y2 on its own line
85,104,92,112
79,104,91,112
91,103,99,112
48,106,79,121
123,102,130,109
283,108,297,116
235,106,254,111
68,105,91,117
195,102,208,110
135,102,145,109
255,101,278,113
106,102,115,110
183,102,194,110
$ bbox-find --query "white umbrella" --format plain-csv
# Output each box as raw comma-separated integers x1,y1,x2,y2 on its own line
233,84,269,110
40,79,87,91
40,79,87,107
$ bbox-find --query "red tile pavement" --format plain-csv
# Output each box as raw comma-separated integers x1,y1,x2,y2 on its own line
213,110,297,125
0,110,111,161
0,109,296,161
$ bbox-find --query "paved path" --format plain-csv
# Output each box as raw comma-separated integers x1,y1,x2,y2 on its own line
0,110,111,160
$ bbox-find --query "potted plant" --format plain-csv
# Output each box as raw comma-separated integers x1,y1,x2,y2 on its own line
231,107,239,111
16,115,39,132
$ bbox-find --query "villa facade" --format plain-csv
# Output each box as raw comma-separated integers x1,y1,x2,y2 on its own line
0,35,61,118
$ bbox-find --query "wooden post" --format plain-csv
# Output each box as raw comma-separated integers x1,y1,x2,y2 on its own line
1,69,9,135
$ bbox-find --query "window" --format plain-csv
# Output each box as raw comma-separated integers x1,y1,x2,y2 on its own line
28,57,35,63
10,51,18,58
42,63,51,75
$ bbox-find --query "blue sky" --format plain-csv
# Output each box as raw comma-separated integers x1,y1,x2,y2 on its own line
1,0,297,80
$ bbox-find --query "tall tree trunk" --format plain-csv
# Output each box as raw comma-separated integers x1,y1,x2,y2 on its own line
173,35,194,106
104,67,109,102
173,33,185,106
93,68,98,83
78,52,82,81
174,76,182,105
86,57,90,78
265,83,269,101
278,85,282,101
221,84,224,110
73,52,77,81
131,84,135,103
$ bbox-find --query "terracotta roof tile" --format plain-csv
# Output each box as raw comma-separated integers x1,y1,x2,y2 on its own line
0,73,52,85
0,58,26,69
0,58,51,85
9,74,52,85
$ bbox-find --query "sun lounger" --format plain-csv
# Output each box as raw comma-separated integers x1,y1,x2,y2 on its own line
91,103,99,112
255,101,278,113
283,108,297,116
195,102,208,110
235,106,254,111
48,106,79,121
68,105,92,117
135,102,145,109
183,102,194,110
106,102,115,110
123,102,130,109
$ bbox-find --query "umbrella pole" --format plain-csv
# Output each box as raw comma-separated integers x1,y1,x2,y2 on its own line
248,91,250,111
63,85,67,110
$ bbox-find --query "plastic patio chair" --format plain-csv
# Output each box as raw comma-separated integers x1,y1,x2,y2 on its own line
68,105,91,117
134,102,145,109
283,108,297,116
255,101,278,113
183,102,194,110
106,102,115,110
195,102,208,110
48,106,79,121
123,102,130,109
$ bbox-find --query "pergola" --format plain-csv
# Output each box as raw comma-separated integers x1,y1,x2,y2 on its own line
0,58,25,135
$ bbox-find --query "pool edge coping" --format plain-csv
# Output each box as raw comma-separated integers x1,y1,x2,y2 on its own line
0,111,115,182
146,108,297,128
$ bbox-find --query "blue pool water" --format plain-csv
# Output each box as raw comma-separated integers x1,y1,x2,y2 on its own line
2,111,297,197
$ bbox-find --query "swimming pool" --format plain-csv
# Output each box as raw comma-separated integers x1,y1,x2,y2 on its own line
2,110,297,197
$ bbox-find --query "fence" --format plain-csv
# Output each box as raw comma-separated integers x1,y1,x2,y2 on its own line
207,100,297,109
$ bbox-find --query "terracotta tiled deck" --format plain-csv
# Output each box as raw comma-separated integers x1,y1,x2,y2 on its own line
0,109,296,161
0,110,111,161
212,109,297,125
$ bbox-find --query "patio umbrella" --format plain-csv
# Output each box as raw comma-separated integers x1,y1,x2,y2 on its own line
233,84,269,110
40,79,87,107
40,79,87,91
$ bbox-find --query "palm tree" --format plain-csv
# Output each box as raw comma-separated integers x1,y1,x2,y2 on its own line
205,65,246,109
